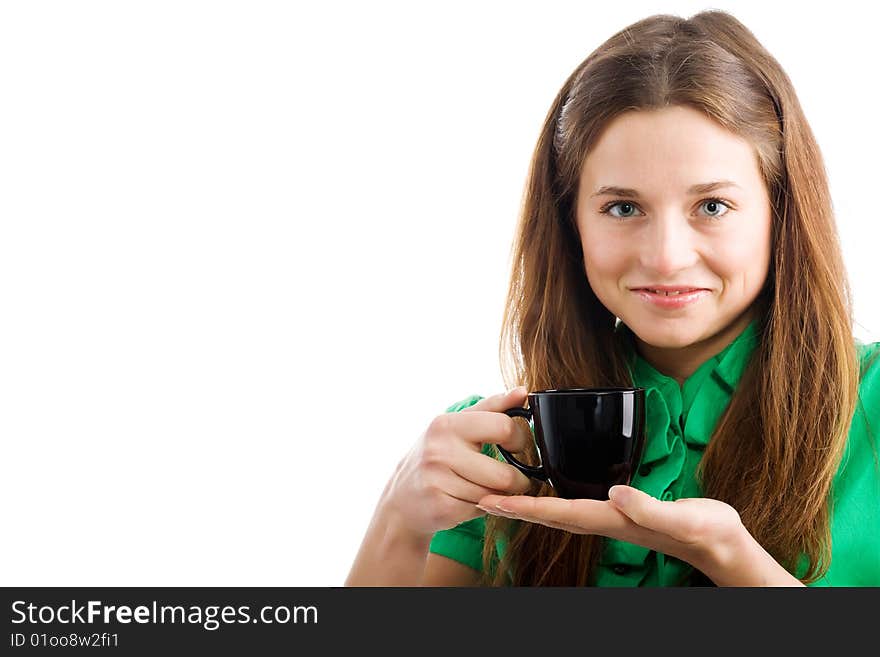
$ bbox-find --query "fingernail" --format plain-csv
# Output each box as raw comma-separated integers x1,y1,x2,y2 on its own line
475,504,491,513
608,486,627,504
495,502,516,514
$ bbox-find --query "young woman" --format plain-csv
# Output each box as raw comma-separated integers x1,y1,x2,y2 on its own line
345,9,880,587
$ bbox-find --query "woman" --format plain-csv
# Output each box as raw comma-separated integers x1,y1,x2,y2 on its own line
345,9,880,586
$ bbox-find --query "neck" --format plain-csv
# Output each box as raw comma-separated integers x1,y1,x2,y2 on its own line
633,308,756,386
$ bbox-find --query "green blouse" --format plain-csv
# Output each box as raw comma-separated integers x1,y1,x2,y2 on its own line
428,319,880,586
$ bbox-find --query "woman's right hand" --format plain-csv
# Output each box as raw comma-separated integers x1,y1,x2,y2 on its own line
378,387,536,540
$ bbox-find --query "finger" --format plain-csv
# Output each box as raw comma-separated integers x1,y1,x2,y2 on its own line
442,410,532,454
458,411,534,454
436,467,511,504
460,386,529,415
484,507,592,534
477,494,634,537
441,491,497,524
446,397,534,454
448,442,534,494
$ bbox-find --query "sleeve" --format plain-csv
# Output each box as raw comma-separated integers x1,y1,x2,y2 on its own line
427,393,493,572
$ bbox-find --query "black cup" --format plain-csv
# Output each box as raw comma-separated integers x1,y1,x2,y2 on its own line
500,387,646,500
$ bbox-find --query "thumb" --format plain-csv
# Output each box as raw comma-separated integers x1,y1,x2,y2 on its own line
608,485,680,535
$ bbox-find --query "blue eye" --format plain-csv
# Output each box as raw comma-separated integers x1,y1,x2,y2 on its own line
603,201,640,218
699,199,730,218
599,198,733,220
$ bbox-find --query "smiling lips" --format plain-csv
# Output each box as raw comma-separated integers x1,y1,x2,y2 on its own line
630,286,711,309
630,285,709,296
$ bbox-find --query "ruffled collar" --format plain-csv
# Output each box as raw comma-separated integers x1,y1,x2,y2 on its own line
617,317,761,396
596,317,762,585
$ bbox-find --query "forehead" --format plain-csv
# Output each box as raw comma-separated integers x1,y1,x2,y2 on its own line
580,106,763,192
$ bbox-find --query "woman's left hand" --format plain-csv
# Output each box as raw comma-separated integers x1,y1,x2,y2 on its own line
477,486,803,586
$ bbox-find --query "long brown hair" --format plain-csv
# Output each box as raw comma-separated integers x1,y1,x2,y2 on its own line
481,10,865,585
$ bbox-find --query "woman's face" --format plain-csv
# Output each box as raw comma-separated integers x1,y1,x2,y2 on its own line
575,105,773,368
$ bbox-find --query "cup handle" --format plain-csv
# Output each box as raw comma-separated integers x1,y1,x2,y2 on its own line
498,406,548,482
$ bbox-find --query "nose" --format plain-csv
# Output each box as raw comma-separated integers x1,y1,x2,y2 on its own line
638,214,700,276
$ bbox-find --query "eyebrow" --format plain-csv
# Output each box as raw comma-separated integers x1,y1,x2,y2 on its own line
590,180,742,198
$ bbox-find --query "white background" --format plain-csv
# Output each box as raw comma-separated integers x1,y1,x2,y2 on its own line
1,1,877,586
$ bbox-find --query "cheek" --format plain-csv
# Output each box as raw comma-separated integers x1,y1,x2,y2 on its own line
581,231,631,280
712,224,772,289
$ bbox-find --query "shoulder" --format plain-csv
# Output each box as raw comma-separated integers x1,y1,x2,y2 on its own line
849,339,880,450
856,340,880,408
857,339,880,382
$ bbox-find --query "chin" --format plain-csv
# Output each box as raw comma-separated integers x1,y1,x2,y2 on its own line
627,319,705,350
